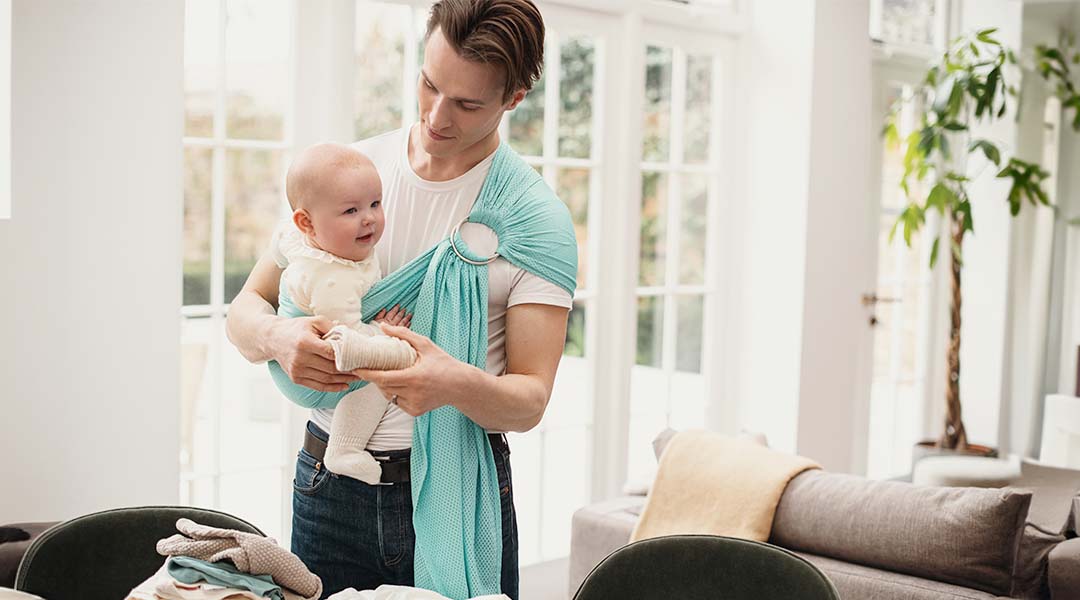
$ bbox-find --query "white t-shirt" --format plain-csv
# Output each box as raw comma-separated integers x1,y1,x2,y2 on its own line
309,125,573,450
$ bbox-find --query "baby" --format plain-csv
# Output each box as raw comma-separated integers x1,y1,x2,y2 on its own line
270,142,416,484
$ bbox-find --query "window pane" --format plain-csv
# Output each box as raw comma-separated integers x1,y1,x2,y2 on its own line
184,0,218,138
510,70,545,157
642,45,672,162
639,171,668,286
184,148,213,306
684,54,712,164
675,295,704,373
220,468,283,541
877,0,936,47
355,2,408,140
225,0,288,140
636,295,664,367
225,149,285,304
558,37,594,159
180,317,214,477
565,300,585,357
678,174,708,285
557,167,589,286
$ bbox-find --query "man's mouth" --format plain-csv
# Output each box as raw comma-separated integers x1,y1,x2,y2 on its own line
426,126,452,141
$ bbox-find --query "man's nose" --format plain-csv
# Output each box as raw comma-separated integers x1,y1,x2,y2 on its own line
429,95,450,129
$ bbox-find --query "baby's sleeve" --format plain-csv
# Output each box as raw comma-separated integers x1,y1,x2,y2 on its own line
268,221,292,269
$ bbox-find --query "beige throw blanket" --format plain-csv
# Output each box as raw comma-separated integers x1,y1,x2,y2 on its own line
630,430,820,543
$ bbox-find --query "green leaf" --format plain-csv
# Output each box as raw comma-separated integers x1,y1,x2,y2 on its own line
969,139,1001,166
943,122,967,131
926,182,954,215
889,216,901,242
930,237,941,268
933,75,956,115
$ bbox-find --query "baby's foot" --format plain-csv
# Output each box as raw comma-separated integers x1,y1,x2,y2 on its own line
325,446,382,485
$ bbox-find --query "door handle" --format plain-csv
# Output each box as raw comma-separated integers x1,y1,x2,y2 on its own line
861,293,900,307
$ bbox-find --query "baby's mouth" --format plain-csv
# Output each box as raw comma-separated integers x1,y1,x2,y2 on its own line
356,233,374,243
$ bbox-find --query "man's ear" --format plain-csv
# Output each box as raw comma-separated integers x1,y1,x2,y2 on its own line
293,209,315,237
505,88,528,111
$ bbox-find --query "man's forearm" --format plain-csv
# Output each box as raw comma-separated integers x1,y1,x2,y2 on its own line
225,290,282,364
451,365,549,433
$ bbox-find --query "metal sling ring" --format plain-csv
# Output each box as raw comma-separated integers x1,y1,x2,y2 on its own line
449,218,500,266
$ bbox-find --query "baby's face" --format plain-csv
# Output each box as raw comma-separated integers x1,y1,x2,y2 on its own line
305,166,384,262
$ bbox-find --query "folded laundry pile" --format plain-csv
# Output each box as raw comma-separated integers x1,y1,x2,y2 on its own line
127,518,322,600
327,585,510,600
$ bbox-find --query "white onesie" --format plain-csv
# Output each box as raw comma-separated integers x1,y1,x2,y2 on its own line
270,224,415,484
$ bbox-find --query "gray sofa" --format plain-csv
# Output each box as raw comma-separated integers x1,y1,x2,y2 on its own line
569,460,1080,599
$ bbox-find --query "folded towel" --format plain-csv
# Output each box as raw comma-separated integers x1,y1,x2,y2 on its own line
169,556,284,600
157,518,322,600
630,430,819,543
127,560,303,600
326,586,510,600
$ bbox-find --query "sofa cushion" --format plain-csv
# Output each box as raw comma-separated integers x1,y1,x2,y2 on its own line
795,552,1000,600
770,470,1031,596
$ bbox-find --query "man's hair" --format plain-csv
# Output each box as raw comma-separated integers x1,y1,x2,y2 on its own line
425,0,545,102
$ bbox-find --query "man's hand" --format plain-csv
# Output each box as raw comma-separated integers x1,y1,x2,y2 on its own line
351,323,468,417
271,315,359,392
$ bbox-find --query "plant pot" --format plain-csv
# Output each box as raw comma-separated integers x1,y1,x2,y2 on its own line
912,439,998,468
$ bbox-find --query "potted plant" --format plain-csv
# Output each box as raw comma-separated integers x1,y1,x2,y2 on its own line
882,28,1080,457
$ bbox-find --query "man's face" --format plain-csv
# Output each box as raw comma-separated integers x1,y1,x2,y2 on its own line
417,27,523,159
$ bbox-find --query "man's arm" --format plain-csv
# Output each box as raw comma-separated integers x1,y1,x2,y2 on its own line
225,253,358,392
353,303,568,432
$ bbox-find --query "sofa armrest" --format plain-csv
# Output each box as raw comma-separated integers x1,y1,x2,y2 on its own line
568,496,644,598
1049,537,1080,600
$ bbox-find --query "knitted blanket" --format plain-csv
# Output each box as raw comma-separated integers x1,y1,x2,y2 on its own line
630,431,820,543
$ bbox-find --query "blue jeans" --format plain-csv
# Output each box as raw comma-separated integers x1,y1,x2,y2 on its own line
291,421,519,599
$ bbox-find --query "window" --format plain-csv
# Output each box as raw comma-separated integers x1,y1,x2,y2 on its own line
180,0,739,564
502,23,601,565
627,38,722,488
181,0,294,541
869,0,947,50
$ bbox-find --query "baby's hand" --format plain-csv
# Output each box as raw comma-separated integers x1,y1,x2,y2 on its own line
374,305,412,328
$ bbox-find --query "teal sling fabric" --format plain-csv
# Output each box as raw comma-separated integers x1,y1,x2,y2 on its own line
268,142,577,599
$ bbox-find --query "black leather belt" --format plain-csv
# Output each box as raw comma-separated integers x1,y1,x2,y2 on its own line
303,426,509,485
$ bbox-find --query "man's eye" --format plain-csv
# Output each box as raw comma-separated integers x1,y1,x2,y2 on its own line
461,104,480,112
344,207,357,215
424,79,435,90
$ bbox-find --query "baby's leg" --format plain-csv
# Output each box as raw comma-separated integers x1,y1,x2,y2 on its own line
324,387,390,484
324,325,417,371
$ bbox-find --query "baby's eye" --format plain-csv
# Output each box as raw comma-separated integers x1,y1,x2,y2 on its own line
371,200,382,208
344,207,357,215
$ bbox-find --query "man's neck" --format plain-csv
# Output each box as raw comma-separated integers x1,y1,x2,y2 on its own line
408,125,500,182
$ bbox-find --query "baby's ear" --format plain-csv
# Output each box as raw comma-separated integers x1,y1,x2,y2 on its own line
293,208,315,236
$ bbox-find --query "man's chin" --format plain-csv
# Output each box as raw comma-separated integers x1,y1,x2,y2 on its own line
418,134,456,157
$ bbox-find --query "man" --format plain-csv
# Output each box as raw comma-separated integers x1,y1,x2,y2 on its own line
225,1,572,597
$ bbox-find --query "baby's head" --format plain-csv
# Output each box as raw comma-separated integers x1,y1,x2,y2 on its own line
286,143,384,262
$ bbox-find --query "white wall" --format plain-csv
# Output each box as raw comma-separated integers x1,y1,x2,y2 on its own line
0,0,184,522
796,0,874,473
732,0,815,456
733,0,873,472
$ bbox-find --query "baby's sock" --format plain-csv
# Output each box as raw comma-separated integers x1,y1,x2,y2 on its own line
325,387,390,484
324,325,417,371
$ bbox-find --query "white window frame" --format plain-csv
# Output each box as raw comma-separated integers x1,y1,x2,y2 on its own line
180,0,298,540
623,23,730,487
